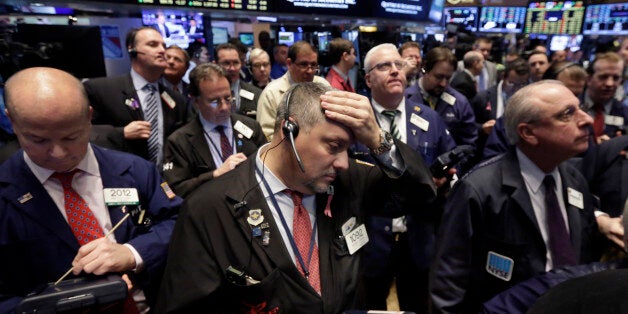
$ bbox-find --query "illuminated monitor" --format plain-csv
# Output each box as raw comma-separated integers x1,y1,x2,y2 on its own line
239,32,254,46
444,7,478,32
524,1,585,35
549,34,582,52
479,6,527,33
278,31,295,46
142,10,206,48
212,27,229,45
583,3,628,35
317,32,330,52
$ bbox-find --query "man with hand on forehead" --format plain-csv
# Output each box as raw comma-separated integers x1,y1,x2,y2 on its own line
157,82,435,313
0,67,182,312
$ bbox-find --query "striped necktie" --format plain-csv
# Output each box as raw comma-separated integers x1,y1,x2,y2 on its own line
144,84,161,164
382,110,401,140
215,125,233,162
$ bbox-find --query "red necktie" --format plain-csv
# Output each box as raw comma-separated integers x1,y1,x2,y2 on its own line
51,170,104,246
215,125,233,162
593,104,605,137
288,190,321,294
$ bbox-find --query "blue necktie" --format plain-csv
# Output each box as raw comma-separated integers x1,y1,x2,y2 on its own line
144,84,161,164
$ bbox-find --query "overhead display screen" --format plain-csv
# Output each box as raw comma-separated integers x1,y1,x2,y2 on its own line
583,3,628,35
444,7,478,32
524,1,585,35
137,0,268,11
271,0,368,16
373,0,443,23
479,6,527,33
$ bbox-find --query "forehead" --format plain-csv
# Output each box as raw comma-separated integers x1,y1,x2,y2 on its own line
294,51,317,61
593,59,623,74
528,54,548,64
136,28,162,43
218,48,239,59
536,85,577,108
477,42,492,49
198,77,230,95
309,118,352,142
374,47,400,59
166,48,184,58
251,54,269,62
401,47,420,56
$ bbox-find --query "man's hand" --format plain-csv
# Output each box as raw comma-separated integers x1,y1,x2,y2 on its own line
596,134,611,145
320,91,380,149
482,119,496,135
596,215,625,249
213,153,247,178
124,121,152,140
71,238,136,275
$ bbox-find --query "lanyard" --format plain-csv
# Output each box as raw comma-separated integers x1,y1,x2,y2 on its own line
255,167,317,278
203,127,236,162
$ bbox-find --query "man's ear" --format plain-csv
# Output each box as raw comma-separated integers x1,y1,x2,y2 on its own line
88,106,94,121
5,108,11,124
365,73,372,89
518,123,539,146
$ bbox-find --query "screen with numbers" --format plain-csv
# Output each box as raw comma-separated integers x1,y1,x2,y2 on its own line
583,3,628,35
524,1,585,35
479,6,527,33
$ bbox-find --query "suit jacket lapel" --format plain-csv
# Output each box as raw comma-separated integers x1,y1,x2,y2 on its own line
224,160,304,282
558,165,583,260
230,115,259,154
0,155,79,250
188,118,217,169
501,152,542,235
122,74,143,121
404,102,421,149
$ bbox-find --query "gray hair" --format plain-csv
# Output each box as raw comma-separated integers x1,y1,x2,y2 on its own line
364,43,398,72
504,80,565,145
274,82,332,133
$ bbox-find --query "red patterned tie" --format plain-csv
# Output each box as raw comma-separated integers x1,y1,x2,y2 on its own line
215,125,233,162
51,170,104,246
593,104,605,137
288,190,321,294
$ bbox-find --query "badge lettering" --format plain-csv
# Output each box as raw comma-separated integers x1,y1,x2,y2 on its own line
410,113,429,132
567,187,584,209
345,224,369,254
103,188,140,205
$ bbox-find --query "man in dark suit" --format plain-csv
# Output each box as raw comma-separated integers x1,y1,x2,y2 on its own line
156,82,436,313
456,37,498,92
215,43,262,118
405,47,477,165
84,27,187,165
450,50,484,101
356,43,456,314
0,67,182,312
430,80,601,314
163,63,266,198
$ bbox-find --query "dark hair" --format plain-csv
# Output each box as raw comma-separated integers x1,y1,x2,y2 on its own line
505,58,529,78
288,41,316,62
125,27,158,57
399,41,421,55
423,47,457,73
215,42,239,61
166,45,191,68
188,63,229,97
328,38,353,65
187,41,208,61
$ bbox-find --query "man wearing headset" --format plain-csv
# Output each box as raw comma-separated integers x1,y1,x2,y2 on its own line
157,82,436,313
84,27,187,166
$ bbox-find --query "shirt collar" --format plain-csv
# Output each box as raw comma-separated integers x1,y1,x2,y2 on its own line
255,144,289,196
517,147,559,194
25,144,100,184
130,68,157,92
199,114,230,134
372,97,406,116
331,66,348,81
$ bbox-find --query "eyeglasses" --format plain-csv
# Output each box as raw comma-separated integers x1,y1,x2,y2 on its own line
218,60,241,68
293,61,320,70
251,62,270,69
206,96,234,108
367,60,406,73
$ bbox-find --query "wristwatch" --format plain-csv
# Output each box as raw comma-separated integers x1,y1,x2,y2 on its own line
370,128,394,155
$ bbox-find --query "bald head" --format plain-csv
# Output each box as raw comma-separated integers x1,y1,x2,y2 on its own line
5,67,92,172
6,67,90,126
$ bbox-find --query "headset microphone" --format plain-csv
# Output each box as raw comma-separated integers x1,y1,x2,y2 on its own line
282,86,306,173
128,49,145,57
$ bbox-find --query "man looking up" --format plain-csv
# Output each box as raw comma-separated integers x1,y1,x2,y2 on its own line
0,67,181,312
85,27,188,165
257,40,330,140
431,80,600,314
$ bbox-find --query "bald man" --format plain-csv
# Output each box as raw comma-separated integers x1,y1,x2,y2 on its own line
0,67,182,312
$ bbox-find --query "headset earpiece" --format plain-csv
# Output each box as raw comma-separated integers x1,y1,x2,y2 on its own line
128,48,138,58
282,87,305,172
